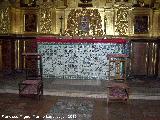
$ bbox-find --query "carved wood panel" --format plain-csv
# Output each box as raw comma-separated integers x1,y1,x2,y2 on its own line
130,42,148,76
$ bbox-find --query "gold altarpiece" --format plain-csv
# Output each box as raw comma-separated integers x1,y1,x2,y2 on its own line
0,0,159,36
0,0,160,78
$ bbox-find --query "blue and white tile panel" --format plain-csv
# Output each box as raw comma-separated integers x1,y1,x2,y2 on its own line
38,43,129,80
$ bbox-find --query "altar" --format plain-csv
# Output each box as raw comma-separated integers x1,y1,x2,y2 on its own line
36,37,129,80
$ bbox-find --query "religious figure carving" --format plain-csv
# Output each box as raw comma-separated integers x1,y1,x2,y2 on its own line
24,14,37,32
134,16,148,34
79,16,89,33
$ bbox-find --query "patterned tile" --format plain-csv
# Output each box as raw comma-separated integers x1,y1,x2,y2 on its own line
38,43,129,80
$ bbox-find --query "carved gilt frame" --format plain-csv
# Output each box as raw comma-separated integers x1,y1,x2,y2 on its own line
24,13,37,33
131,8,152,36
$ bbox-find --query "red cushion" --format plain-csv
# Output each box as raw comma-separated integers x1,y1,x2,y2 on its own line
22,80,41,85
20,85,39,95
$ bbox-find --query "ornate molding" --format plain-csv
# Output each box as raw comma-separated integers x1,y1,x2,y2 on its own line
114,4,131,35
39,8,53,33
38,1,54,34
0,8,10,34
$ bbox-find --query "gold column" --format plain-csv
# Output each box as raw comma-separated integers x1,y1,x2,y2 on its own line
23,40,26,69
153,43,157,75
104,9,114,35
145,42,149,75
17,40,20,69
152,10,159,37
15,40,20,70
151,43,154,75
14,40,17,69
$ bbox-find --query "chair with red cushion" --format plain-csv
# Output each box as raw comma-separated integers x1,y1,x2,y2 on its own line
18,53,43,99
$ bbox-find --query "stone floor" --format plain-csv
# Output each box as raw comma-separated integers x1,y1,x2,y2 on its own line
0,73,160,119
0,93,160,120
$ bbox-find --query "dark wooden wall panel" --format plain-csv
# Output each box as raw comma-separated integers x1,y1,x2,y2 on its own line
131,42,148,76
2,40,15,74
158,43,160,78
25,40,37,53
23,40,37,69
130,41,158,77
